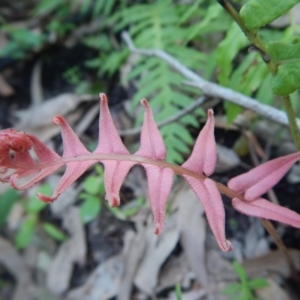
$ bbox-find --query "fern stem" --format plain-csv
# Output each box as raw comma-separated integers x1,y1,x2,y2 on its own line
11,153,246,201
261,219,300,282
282,95,300,151
217,0,277,73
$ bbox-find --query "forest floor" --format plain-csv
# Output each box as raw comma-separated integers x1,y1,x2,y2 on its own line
1,6,300,300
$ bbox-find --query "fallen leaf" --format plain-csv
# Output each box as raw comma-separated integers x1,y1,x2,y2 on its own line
117,230,146,300
0,237,34,300
47,240,74,295
256,278,291,300
175,185,208,287
47,206,86,294
244,220,269,259
242,249,300,279
134,216,180,295
63,206,86,265
215,144,240,173
156,254,189,293
67,254,124,300
0,236,27,281
14,94,82,129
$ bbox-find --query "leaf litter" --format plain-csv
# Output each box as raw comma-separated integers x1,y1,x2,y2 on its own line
1,34,300,300
1,95,300,300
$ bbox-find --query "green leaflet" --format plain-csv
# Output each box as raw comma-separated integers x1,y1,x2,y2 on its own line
0,189,19,227
240,0,299,30
216,22,248,122
216,22,248,87
268,41,300,95
268,40,300,61
271,63,300,95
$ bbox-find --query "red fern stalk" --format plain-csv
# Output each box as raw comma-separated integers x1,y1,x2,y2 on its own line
1,93,300,251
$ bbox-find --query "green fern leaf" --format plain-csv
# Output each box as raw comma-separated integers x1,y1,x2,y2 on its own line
240,0,299,30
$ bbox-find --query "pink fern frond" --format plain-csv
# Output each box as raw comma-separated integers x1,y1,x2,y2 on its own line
232,197,300,228
95,93,131,155
9,133,62,190
180,109,231,250
95,93,135,206
228,152,300,201
135,99,166,159
135,99,174,234
37,115,94,202
228,152,300,229
184,176,232,251
144,165,174,234
7,93,300,251
0,129,33,168
182,109,216,176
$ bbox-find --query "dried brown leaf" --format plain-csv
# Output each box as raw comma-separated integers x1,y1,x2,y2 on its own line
156,254,189,293
134,216,180,295
175,186,208,287
14,94,82,129
117,230,146,300
67,254,124,300
47,207,86,294
0,237,34,300
256,278,291,300
47,240,74,295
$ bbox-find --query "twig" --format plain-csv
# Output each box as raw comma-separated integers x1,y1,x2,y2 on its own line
261,219,300,281
118,96,206,136
122,31,300,130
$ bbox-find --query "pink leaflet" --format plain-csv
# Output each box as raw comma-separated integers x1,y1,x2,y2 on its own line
95,94,131,155
182,109,216,176
10,134,62,190
232,197,300,228
144,165,174,234
184,176,232,251
102,160,134,207
228,152,300,201
37,115,94,202
135,99,174,234
0,129,34,169
135,99,166,159
95,93,135,207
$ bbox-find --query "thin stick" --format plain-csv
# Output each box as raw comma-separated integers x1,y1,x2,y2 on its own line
121,31,300,130
261,219,300,281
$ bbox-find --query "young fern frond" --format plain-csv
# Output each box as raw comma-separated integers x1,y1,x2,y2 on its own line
2,94,300,252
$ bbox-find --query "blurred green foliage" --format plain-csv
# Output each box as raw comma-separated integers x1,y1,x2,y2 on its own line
14,184,67,249
79,164,104,224
107,196,145,221
0,189,19,227
222,261,269,300
0,186,68,249
1,0,299,161
175,283,183,300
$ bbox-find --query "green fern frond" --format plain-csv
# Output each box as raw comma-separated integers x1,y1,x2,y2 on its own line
85,0,236,163
110,1,213,163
